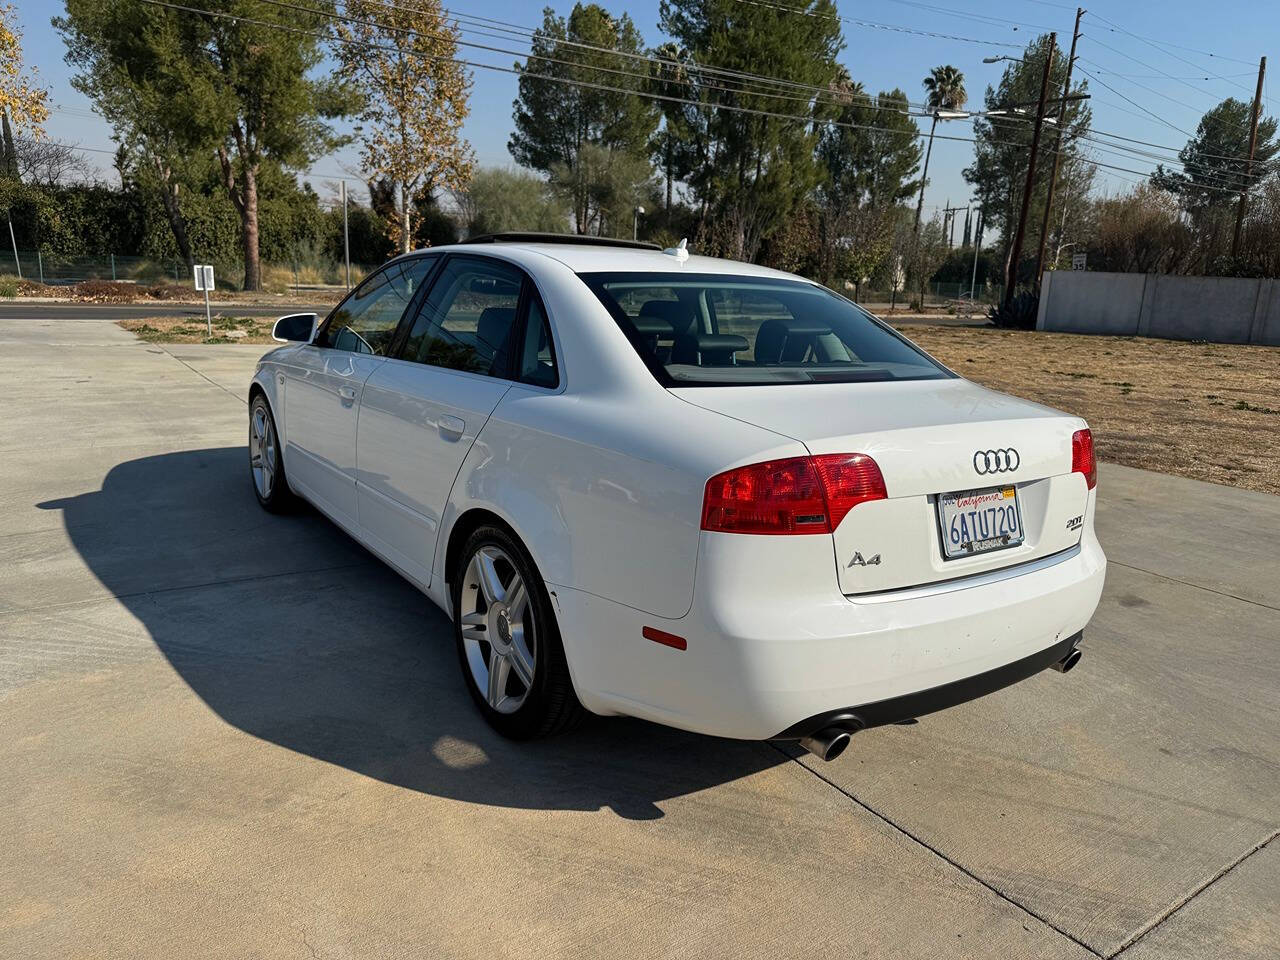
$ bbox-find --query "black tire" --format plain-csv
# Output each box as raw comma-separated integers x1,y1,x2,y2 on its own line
451,524,586,739
248,393,295,513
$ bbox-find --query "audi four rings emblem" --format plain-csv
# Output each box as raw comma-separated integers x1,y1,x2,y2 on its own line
973,448,1020,474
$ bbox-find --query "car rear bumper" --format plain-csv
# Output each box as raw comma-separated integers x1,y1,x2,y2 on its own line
551,529,1106,741
771,630,1082,739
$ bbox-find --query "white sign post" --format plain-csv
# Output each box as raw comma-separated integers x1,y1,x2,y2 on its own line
193,264,215,335
1071,252,1087,271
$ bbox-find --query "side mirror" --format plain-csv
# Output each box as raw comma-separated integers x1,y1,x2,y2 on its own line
272,313,318,343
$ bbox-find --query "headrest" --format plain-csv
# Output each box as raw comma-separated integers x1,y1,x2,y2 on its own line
638,299,696,335
476,306,515,355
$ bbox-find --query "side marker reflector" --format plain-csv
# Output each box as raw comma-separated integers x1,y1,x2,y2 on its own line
643,626,687,651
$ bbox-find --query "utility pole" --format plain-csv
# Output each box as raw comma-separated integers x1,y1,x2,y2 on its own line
970,207,984,301
1232,55,1266,258
1003,32,1056,310
1035,9,1083,285
341,180,351,291
942,202,967,247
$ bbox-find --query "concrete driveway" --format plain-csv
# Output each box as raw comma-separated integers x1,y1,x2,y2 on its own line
2,315,1276,959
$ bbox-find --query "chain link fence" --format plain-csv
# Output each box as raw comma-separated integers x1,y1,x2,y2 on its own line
2,249,375,294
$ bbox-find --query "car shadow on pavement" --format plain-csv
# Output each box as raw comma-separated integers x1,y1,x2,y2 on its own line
39,446,783,820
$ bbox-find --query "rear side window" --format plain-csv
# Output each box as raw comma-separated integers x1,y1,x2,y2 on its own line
400,257,524,377
517,294,558,388
580,272,950,387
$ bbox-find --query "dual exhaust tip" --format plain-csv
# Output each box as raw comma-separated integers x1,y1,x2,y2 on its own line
798,643,1083,762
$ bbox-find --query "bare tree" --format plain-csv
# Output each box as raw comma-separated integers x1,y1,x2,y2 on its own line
14,138,91,187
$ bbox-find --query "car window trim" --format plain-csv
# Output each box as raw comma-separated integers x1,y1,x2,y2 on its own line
313,253,440,353
510,283,561,391
391,252,559,387
386,253,446,359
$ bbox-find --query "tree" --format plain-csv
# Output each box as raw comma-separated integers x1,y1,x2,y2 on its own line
14,138,91,188
1152,98,1278,216
0,2,50,179
510,4,658,234
812,71,917,285
549,142,657,237
1085,184,1194,274
333,0,474,254
1151,97,1278,270
915,65,966,231
56,1,350,290
660,0,843,262
450,167,569,237
964,34,1092,285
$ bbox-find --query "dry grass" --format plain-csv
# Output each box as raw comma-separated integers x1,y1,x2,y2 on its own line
119,315,277,345
895,324,1280,496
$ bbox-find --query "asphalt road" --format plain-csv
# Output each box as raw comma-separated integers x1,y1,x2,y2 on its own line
1,315,1276,959
0,300,331,321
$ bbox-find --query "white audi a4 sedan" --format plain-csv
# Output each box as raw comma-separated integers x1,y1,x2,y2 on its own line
249,233,1105,761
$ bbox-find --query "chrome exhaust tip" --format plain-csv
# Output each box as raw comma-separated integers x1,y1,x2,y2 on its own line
799,726,853,762
1051,646,1082,674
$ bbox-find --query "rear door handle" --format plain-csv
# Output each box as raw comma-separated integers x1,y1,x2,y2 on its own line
438,415,465,440
338,386,358,402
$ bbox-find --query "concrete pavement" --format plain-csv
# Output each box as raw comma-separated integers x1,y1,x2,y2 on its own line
1,315,1276,959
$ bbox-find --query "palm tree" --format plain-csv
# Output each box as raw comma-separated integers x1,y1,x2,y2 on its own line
914,65,968,234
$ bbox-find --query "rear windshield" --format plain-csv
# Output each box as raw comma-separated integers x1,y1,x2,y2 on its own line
579,272,951,386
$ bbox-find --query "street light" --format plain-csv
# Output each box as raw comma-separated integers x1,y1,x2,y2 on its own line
983,55,1023,64
633,205,645,241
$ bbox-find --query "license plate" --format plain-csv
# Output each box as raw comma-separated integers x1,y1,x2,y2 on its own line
936,485,1024,559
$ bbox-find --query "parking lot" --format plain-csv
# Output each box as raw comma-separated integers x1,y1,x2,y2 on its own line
2,314,1277,958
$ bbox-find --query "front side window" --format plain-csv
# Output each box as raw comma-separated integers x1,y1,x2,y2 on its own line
400,257,524,377
319,256,436,355
580,272,951,387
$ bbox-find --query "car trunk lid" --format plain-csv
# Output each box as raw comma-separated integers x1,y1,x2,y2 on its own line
673,379,1091,594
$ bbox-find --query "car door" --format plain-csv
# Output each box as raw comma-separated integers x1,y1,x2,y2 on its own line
355,255,545,588
280,256,437,531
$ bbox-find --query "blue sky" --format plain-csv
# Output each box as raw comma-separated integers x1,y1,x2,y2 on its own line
17,0,1278,216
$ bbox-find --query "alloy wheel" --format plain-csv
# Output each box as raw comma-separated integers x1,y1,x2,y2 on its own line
459,545,536,714
249,403,276,500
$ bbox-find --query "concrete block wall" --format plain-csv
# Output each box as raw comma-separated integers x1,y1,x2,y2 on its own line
1037,270,1280,346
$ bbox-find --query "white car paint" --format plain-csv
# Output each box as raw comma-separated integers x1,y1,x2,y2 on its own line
252,240,1105,742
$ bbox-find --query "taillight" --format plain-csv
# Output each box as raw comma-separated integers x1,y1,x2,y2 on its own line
701,453,886,535
1072,428,1097,490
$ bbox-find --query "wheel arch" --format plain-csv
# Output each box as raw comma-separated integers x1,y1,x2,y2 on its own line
444,507,526,591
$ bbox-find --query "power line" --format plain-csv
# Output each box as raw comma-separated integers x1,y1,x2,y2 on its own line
1086,10,1261,72
136,0,1017,151
339,0,945,116
727,0,1024,49
1077,55,1259,145
1083,33,1259,127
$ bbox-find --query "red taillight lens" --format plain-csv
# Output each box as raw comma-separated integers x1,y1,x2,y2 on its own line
701,453,886,535
1072,428,1097,490
811,453,888,529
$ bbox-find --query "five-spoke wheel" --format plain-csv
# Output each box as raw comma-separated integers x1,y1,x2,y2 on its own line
248,394,294,512
459,545,537,714
452,526,585,738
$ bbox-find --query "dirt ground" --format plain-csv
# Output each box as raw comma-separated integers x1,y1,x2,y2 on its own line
119,315,279,344
896,324,1280,496
117,316,1279,495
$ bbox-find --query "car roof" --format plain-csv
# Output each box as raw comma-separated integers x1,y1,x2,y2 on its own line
403,239,805,281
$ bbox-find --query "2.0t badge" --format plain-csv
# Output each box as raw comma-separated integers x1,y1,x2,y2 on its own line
973,448,1020,475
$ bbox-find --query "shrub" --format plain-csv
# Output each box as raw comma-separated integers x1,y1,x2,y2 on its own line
988,290,1040,329
0,275,18,298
